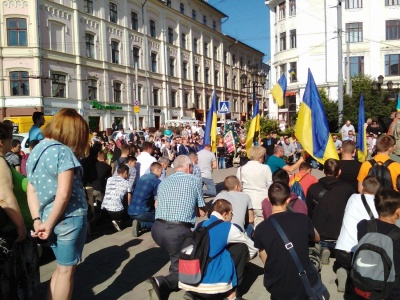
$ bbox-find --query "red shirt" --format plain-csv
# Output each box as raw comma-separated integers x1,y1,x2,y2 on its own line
289,170,318,197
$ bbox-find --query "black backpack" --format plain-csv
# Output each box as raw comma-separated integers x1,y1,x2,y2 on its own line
178,220,223,285
367,160,394,189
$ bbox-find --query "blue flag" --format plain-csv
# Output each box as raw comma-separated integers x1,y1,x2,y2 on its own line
356,93,367,162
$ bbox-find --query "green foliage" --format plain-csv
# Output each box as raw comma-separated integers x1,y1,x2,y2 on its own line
245,117,279,136
319,88,339,132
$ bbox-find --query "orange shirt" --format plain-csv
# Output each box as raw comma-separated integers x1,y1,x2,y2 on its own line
289,170,319,196
357,153,400,191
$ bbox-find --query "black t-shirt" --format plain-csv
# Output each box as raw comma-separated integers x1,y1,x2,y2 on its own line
356,219,400,300
254,211,318,300
339,160,362,192
261,137,278,156
91,161,112,193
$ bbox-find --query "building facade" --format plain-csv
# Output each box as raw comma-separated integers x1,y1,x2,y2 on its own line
266,0,400,126
0,0,264,131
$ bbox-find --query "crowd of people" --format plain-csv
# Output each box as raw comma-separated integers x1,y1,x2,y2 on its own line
1,108,400,300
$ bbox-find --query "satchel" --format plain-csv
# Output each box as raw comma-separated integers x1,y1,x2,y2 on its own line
270,217,330,300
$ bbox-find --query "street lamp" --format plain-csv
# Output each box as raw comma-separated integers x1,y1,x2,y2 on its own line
240,65,267,117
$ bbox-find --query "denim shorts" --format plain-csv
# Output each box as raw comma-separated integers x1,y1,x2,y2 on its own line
49,215,87,266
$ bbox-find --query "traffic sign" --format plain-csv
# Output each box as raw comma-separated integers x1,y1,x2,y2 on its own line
219,101,230,114
134,106,140,113
134,100,140,106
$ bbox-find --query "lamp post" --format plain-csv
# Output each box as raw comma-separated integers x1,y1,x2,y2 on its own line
240,65,267,118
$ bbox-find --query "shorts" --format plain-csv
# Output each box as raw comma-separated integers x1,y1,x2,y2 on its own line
49,215,87,266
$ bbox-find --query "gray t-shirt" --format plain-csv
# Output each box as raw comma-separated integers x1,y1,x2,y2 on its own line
197,149,216,179
282,142,296,156
214,190,253,230
5,152,20,167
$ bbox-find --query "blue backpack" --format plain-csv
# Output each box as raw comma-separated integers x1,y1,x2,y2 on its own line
290,174,308,201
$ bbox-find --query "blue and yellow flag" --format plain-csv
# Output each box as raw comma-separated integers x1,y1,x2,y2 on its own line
202,90,218,152
397,93,400,111
246,100,260,155
295,69,339,164
271,74,287,106
356,93,367,162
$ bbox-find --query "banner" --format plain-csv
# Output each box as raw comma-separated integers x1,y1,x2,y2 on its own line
224,130,235,154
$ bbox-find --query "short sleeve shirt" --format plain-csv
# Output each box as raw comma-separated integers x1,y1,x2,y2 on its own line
102,176,132,212
26,139,87,221
197,149,216,179
266,155,287,173
128,173,160,215
28,125,44,142
5,152,21,167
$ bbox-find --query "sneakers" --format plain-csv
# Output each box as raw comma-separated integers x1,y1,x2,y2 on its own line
132,219,140,237
111,220,122,232
321,248,330,265
336,267,348,293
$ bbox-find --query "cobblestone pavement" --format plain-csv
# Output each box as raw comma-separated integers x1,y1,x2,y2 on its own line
36,167,343,300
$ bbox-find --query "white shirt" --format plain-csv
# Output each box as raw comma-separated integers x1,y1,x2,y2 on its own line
336,193,378,252
236,160,272,210
341,124,355,139
137,151,157,177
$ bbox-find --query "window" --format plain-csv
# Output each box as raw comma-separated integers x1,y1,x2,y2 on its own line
180,3,184,14
345,0,363,8
87,79,97,100
386,20,400,40
224,73,228,87
153,89,159,106
385,54,400,76
205,68,210,84
10,71,29,96
203,15,207,25
213,21,216,30
195,94,201,109
7,19,27,46
280,32,286,51
386,0,400,5
289,0,296,16
346,22,363,42
84,0,94,14
50,22,64,52
52,74,66,98
204,42,209,57
279,2,286,20
232,54,236,66
86,33,95,58
192,10,196,20
131,12,138,30
233,76,237,90
280,63,287,76
151,52,157,72
132,47,140,68
181,33,187,49
113,82,121,103
110,3,117,23
290,29,297,48
170,58,175,76
138,85,142,102
195,65,200,81
206,97,210,109
349,56,364,77
234,99,238,111
183,62,188,79
214,70,219,85
240,57,243,68
214,47,218,59
166,0,171,7
150,20,156,38
171,91,177,107
111,41,119,63
275,35,278,52
168,27,174,43
184,93,189,108
289,62,297,82
193,38,198,53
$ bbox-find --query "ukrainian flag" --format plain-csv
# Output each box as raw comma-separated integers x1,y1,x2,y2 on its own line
202,90,218,152
271,74,287,107
397,93,400,111
295,69,338,164
246,100,260,155
357,93,367,162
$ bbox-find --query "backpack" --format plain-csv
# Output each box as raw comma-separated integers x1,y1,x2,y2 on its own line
178,219,223,285
350,219,400,300
367,160,394,189
290,174,308,201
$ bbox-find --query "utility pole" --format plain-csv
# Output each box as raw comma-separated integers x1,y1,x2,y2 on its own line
337,0,344,128
345,31,352,96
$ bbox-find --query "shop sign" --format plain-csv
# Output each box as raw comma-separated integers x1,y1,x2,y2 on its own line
91,101,122,110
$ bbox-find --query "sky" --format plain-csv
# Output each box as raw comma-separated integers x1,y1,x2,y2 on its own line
208,0,271,62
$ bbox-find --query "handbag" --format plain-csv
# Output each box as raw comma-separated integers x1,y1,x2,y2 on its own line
270,216,330,300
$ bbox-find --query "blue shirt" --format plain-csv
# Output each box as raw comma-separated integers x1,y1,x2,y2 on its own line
266,154,286,173
28,125,44,142
27,139,87,221
155,171,205,224
128,172,161,215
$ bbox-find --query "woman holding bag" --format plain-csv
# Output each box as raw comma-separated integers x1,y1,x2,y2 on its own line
27,108,89,300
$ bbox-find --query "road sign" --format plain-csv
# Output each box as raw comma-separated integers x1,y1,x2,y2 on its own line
219,101,230,114
134,100,140,106
134,106,140,113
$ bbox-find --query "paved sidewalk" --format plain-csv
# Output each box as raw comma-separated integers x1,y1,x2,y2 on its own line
36,167,342,299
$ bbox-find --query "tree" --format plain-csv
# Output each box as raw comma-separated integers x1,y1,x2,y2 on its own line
319,88,338,132
245,117,279,136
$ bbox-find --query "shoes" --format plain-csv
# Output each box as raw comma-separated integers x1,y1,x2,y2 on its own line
337,267,348,293
147,277,161,300
111,220,122,232
132,219,140,237
321,248,330,265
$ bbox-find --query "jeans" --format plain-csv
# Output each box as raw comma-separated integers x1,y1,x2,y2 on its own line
244,224,254,239
130,211,155,230
218,157,226,169
202,177,217,197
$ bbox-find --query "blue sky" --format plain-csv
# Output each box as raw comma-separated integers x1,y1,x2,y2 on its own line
208,0,271,62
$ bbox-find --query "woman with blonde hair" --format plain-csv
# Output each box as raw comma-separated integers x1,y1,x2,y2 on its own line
27,108,89,300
